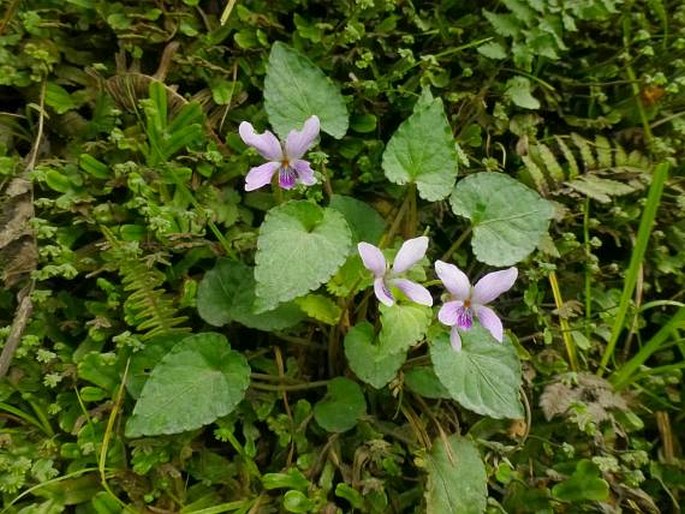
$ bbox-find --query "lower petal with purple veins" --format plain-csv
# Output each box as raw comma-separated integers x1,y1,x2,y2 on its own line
373,277,394,307
455,306,473,330
278,166,297,189
438,300,464,326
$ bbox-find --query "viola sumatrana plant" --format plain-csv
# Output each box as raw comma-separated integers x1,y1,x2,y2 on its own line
1,1,685,513
239,115,320,191
435,261,518,350
358,237,433,307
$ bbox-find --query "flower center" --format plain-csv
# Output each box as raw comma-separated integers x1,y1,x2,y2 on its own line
279,165,297,188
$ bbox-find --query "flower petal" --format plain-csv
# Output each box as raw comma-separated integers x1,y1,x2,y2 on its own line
438,300,464,327
285,115,320,159
278,166,297,189
450,327,463,352
391,278,433,306
474,305,504,342
434,260,471,300
291,159,316,186
472,267,518,305
357,242,386,277
245,161,280,191
374,277,394,307
392,236,429,274
238,122,283,160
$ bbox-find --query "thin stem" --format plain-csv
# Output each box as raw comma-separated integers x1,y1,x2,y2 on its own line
321,162,334,201
380,190,412,248
250,380,330,392
583,198,592,338
598,162,669,375
548,271,579,372
629,360,685,383
98,359,130,509
440,226,472,262
611,307,685,389
405,183,417,238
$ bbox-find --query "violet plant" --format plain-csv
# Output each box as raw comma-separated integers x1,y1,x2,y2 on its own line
435,260,518,351
357,237,433,307
239,115,320,191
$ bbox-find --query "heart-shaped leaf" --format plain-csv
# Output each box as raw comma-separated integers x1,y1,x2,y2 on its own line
424,435,487,514
404,366,451,399
264,42,348,139
345,322,406,389
197,259,304,331
313,377,366,433
430,327,524,419
378,303,432,354
329,195,386,244
125,333,250,437
382,90,459,201
450,172,554,266
552,460,610,502
255,201,352,312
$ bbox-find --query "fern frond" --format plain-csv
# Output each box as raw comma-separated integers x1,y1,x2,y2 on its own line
595,135,613,169
571,133,596,170
101,228,189,340
520,133,651,203
555,136,579,179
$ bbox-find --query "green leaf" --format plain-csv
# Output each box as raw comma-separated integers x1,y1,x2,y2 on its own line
329,195,386,244
79,154,110,179
565,175,637,203
483,11,521,37
344,322,406,389
350,113,377,133
126,334,186,399
313,377,366,433
255,201,352,311
45,83,76,114
552,460,610,502
449,172,554,266
44,170,73,193
283,490,316,513
197,259,304,331
505,77,540,110
327,254,369,297
378,303,432,354
264,42,348,139
477,41,508,60
382,95,459,201
77,352,119,393
424,435,487,514
404,366,451,399
295,294,342,325
125,333,250,437
430,327,524,419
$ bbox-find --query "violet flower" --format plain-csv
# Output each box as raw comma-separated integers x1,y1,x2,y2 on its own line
435,260,517,351
358,237,433,307
238,115,320,191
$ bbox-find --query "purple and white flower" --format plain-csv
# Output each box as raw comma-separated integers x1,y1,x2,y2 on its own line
435,260,517,351
358,237,433,307
238,115,320,191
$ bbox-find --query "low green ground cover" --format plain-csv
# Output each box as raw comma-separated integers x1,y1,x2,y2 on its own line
1,1,684,512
